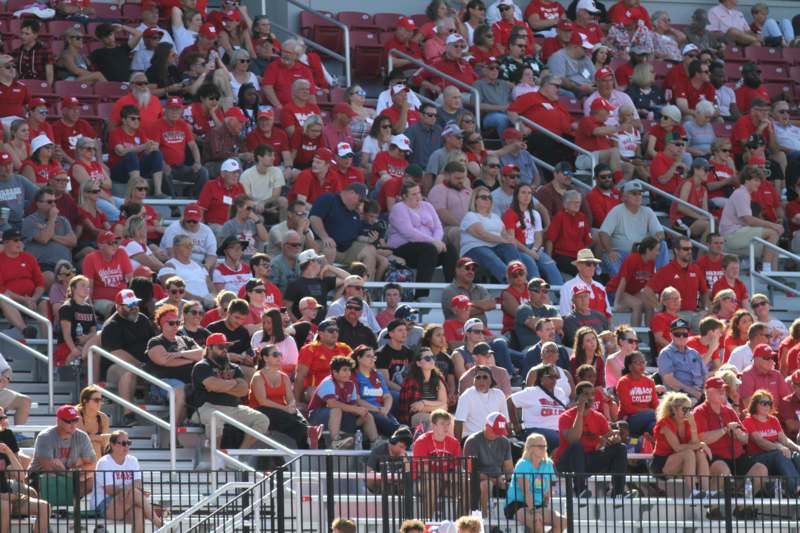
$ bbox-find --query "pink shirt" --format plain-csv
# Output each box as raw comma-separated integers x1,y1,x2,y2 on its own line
706,4,750,33
427,183,472,228
739,366,792,405
583,90,636,126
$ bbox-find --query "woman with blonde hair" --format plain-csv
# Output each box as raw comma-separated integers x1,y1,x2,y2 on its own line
625,63,665,120
55,274,98,369
56,26,106,83
742,389,800,496
2,119,31,171
76,385,111,460
505,432,564,532
716,367,744,416
122,177,165,241
121,215,166,272
652,392,711,497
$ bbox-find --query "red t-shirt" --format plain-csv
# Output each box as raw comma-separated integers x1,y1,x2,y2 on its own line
0,251,44,297
370,151,409,188
412,432,462,473
416,57,477,89
741,414,782,455
572,22,604,45
297,341,352,390
649,151,682,196
197,178,246,225
607,2,652,28
508,91,572,136
51,119,96,162
280,101,322,133
711,276,748,305
0,81,30,118
672,79,716,109
245,126,290,154
376,175,403,212
730,114,771,157
500,285,529,334
382,36,422,66
21,159,64,186
184,102,225,138
616,374,659,417
647,260,709,311
554,407,610,462
688,335,721,364
669,179,706,225
107,127,150,168
784,343,800,376
468,44,504,67
79,207,109,233
735,85,770,114
148,118,194,166
615,62,634,87
261,60,317,106
707,161,735,202
787,198,800,234
28,120,54,142
289,130,326,169
585,187,621,228
653,417,691,456
696,254,724,289
379,105,421,129
524,0,565,24
693,401,744,459
327,164,365,190
575,115,614,152
539,37,565,63
544,210,592,258
663,64,689,97
288,168,340,204
751,179,780,223
82,249,133,302
443,318,466,343
606,252,654,295
492,19,535,53
651,311,680,346
648,123,687,153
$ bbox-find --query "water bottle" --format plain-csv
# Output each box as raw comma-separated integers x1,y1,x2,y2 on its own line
774,478,782,499
744,478,753,500
75,322,84,339
354,430,363,450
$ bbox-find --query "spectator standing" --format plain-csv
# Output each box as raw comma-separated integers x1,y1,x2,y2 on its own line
464,412,514,514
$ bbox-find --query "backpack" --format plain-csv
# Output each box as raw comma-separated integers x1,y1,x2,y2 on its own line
383,260,415,300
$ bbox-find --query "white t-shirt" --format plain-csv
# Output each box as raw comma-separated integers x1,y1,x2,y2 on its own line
229,71,260,99
239,165,285,203
250,333,299,368
728,344,753,372
158,258,211,298
172,24,197,55
460,211,506,255
454,387,508,436
92,454,142,506
360,136,388,166
160,221,217,264
122,239,152,270
375,89,422,115
509,386,568,431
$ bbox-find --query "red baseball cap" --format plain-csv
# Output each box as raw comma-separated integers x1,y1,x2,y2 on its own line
570,32,592,49
315,147,334,163
97,231,120,245
183,203,203,222
502,128,523,141
0,153,12,164
456,257,477,268
133,265,155,278
206,332,233,346
450,294,471,309
30,98,48,108
507,261,526,276
591,97,614,112
225,107,247,123
199,23,217,38
115,289,141,307
257,109,274,120
57,404,80,422
704,376,726,390
143,27,164,39
485,412,509,436
752,343,776,359
595,67,614,81
224,9,241,21
165,96,183,109
332,102,357,118
502,163,520,176
61,96,81,108
558,20,574,31
749,156,768,165
398,16,416,30
572,286,591,298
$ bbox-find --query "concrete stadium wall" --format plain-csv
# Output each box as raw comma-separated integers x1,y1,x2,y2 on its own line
257,0,799,36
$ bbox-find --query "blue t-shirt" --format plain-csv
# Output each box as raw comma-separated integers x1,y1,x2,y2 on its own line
506,458,556,507
309,193,363,251
353,370,389,408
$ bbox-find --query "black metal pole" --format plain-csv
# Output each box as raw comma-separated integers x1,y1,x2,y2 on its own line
380,462,390,533
325,453,335,531
565,473,575,533
724,476,733,533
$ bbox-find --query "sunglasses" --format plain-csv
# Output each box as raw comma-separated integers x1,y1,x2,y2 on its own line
0,415,7,421
462,265,476,271
423,112,437,118
115,441,131,447
251,287,266,293
720,148,732,153
164,320,180,326
87,189,101,194
752,301,768,308
469,329,485,335
346,305,362,311
136,186,148,191
672,331,689,338
238,59,250,63
511,271,526,277
187,309,204,316
625,338,639,344
486,163,500,168
170,288,185,295
758,400,773,406
420,355,435,362
474,374,491,380
477,194,492,200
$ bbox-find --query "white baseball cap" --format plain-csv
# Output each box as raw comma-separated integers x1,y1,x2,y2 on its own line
298,249,324,265
220,158,241,172
576,0,600,13
445,33,465,46
31,134,55,153
337,142,354,157
390,134,411,152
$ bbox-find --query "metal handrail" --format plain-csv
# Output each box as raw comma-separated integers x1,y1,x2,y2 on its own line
388,49,482,127
87,345,177,469
749,237,800,296
0,294,52,411
270,0,352,87
209,410,299,472
157,482,257,532
662,226,709,253
517,116,597,178
632,179,716,234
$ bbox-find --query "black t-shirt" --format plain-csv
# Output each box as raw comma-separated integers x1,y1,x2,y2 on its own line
0,429,18,493
146,333,199,383
434,352,455,382
58,299,97,344
290,321,315,348
100,312,156,363
179,326,211,347
90,44,133,82
192,357,244,407
376,343,413,387
206,320,251,356
284,276,337,319
335,316,377,350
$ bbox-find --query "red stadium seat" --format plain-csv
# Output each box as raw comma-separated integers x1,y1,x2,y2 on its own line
96,102,116,120
743,45,783,64
94,81,131,101
350,30,384,80
337,11,378,31
5,0,32,13
373,12,404,32
380,31,394,44
761,64,792,82
59,99,96,116
49,20,85,36
54,80,97,101
713,122,733,139
122,3,142,21
783,48,800,66
51,39,66,58
411,14,428,28
299,11,335,39
790,67,800,87
329,86,346,104
93,3,122,19
19,79,53,97
559,96,582,115
349,30,381,49
723,62,742,82
651,60,671,80
723,45,745,63
763,82,794,101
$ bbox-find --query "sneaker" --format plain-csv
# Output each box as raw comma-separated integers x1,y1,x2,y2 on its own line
22,326,37,339
120,412,137,427
691,490,706,499
307,425,323,449
577,489,593,499
331,435,354,449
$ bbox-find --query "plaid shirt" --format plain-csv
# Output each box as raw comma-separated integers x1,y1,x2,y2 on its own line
397,377,423,425
12,42,52,81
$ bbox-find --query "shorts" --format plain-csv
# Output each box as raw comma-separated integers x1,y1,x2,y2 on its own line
96,495,114,517
335,241,370,266
713,454,758,476
504,500,544,520
723,226,766,256
650,454,669,474
0,388,25,410
150,378,186,401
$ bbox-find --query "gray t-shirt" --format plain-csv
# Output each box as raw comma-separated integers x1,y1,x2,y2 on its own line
491,188,513,217
683,120,715,155
546,49,595,87
0,174,38,230
377,324,423,349
514,303,560,349
21,212,73,267
463,431,511,476
220,218,261,257
271,253,300,294
29,426,96,473
437,107,467,129
406,122,443,169
425,147,459,176
599,204,663,254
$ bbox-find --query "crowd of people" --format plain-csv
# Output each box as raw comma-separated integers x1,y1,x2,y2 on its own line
0,0,799,529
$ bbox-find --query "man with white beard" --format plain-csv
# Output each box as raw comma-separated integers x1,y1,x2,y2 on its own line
110,72,164,129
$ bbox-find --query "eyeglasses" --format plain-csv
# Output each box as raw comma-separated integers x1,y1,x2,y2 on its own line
720,148,732,153
114,441,131,447
462,265,476,271
345,305,362,311
238,59,250,63
136,186,149,191
381,125,393,130
39,199,56,204
127,116,142,122
65,419,80,425
486,163,500,168
679,247,693,251
132,81,147,86
164,320,180,326
285,242,302,248
624,338,639,345
672,332,689,338
469,329,485,335
292,211,308,217
477,194,492,200
420,355,435,362
423,112,437,118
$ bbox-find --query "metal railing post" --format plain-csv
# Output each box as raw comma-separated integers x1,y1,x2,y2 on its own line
724,476,733,533
748,237,800,296
325,453,335,532
0,294,53,411
630,179,716,234
517,116,598,180
388,49,481,127
750,241,757,297
564,473,575,533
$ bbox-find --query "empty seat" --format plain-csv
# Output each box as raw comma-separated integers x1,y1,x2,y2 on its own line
410,14,428,28
5,0,32,13
783,48,800,66
337,11,377,31
96,102,116,119
19,79,53,97
351,30,383,80
329,87,346,104
559,96,582,115
723,62,742,82
94,81,130,101
121,3,142,21
49,20,85,36
299,11,335,38
763,82,794,101
723,45,745,62
761,64,791,82
743,45,783,64
373,13,404,32
54,80,96,100
790,67,800,86
651,60,671,79
349,30,381,49
713,122,733,138
93,3,122,19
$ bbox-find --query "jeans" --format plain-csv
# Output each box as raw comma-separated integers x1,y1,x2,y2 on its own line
308,407,358,434
750,450,800,495
168,163,210,196
465,243,526,284
556,441,628,496
483,111,511,137
97,197,123,223
372,412,402,436
526,246,564,285
523,427,560,453
602,240,670,279
490,337,523,376
110,151,164,183
763,18,795,42
626,409,656,437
